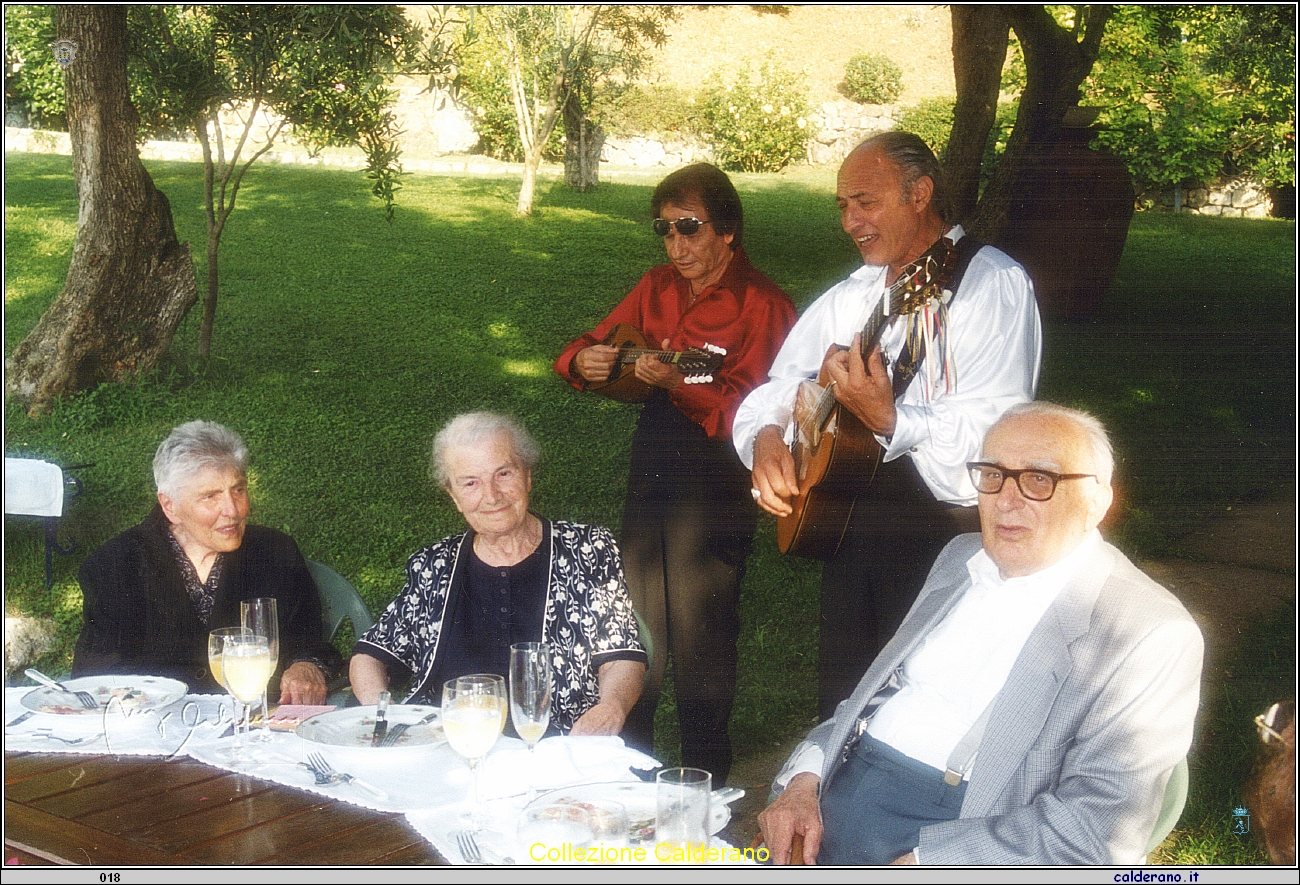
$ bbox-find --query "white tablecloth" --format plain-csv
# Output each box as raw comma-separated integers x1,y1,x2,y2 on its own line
5,686,720,865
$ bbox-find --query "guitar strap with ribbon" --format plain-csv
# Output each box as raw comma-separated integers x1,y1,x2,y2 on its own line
890,235,987,401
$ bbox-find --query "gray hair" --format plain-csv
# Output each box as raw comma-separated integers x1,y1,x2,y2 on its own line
853,131,950,222
989,401,1115,486
152,421,249,498
430,411,540,488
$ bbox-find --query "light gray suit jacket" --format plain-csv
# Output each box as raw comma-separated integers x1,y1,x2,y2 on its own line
778,534,1204,865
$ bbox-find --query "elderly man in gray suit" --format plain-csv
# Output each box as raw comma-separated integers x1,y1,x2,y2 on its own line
759,401,1203,865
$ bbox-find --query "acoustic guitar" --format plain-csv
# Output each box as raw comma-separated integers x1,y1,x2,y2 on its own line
584,324,726,403
776,239,957,559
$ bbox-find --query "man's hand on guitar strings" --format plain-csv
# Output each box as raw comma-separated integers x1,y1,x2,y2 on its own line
825,333,897,437
632,339,683,390
751,426,800,517
574,344,619,382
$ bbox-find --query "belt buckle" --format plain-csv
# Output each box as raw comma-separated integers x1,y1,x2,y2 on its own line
841,716,870,763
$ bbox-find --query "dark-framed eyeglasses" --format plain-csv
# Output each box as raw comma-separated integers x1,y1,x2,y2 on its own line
966,462,1097,502
652,216,712,237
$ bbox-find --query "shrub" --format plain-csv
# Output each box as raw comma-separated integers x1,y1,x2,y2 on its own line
839,53,904,105
896,96,954,158
4,5,66,130
595,83,698,137
697,64,810,173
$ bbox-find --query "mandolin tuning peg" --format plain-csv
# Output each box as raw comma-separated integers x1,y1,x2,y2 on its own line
703,343,726,355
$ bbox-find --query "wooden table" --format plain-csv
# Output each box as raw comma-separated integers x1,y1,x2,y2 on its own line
5,752,444,865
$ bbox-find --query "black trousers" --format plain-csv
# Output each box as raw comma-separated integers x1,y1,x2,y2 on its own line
620,394,755,785
818,456,978,721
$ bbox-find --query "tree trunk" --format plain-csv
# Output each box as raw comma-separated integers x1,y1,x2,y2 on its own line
517,146,541,216
563,93,604,192
967,5,1112,242
6,6,197,416
945,5,1010,223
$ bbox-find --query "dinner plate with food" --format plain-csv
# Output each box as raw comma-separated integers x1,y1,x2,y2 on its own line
21,675,188,717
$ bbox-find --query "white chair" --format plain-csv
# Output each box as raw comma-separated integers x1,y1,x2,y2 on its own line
5,457,83,588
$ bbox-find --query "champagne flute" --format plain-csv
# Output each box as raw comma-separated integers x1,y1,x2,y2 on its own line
241,598,279,741
509,643,552,798
223,631,273,763
443,675,506,827
208,627,271,763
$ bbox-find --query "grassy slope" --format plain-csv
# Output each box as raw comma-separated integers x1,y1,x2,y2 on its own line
4,152,1294,862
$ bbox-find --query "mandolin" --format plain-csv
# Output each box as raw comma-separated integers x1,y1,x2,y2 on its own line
777,239,957,559
584,324,727,403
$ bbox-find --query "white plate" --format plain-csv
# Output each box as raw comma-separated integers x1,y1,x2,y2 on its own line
297,704,446,749
525,781,731,843
21,675,188,716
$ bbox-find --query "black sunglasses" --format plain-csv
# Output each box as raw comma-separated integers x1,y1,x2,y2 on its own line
652,217,713,237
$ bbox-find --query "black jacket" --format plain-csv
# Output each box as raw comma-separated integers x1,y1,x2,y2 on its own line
73,506,340,692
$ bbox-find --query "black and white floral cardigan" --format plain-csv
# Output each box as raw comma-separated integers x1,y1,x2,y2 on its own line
356,520,646,732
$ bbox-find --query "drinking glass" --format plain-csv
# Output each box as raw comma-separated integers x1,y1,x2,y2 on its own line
208,627,271,763
656,768,711,862
241,598,279,742
509,642,552,797
443,674,507,826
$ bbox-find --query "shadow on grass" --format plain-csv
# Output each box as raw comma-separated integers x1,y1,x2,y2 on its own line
1158,602,1296,865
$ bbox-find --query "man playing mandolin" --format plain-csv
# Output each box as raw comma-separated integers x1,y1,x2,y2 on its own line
555,163,797,783
734,132,1042,720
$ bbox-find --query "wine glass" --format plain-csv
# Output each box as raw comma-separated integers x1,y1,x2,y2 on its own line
509,643,552,798
443,674,507,827
241,598,279,741
208,627,271,763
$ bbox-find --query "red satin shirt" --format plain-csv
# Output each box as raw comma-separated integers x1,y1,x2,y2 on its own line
555,247,797,439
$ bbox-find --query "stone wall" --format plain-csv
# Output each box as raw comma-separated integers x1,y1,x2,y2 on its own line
1142,178,1274,218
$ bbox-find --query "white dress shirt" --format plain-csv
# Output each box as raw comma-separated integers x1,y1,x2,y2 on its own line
732,226,1042,504
778,532,1103,784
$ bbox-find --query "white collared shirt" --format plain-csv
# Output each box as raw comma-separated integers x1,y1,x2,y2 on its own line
732,226,1041,504
865,531,1102,771
778,531,1103,784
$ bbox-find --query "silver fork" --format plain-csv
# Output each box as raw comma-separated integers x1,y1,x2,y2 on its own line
456,829,482,864
32,730,98,745
305,751,389,800
25,668,98,709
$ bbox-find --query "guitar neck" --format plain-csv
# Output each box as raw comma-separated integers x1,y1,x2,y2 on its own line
857,238,954,359
858,277,908,359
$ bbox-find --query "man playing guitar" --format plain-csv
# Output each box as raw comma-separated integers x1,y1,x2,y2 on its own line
734,133,1042,719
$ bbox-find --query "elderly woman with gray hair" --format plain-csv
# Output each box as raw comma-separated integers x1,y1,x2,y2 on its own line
73,421,340,703
350,412,646,735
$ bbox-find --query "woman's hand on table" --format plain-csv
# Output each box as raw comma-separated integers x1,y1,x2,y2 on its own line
568,659,645,736
569,701,627,736
279,661,327,705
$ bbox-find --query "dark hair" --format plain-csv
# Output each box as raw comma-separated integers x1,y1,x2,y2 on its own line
855,131,950,222
651,163,743,248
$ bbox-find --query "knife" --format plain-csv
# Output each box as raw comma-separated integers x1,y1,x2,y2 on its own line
6,711,36,729
371,692,389,747
379,709,440,747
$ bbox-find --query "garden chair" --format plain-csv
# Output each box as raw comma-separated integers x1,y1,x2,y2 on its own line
306,559,373,707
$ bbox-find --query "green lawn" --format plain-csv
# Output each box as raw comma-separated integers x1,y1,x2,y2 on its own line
4,151,1293,863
